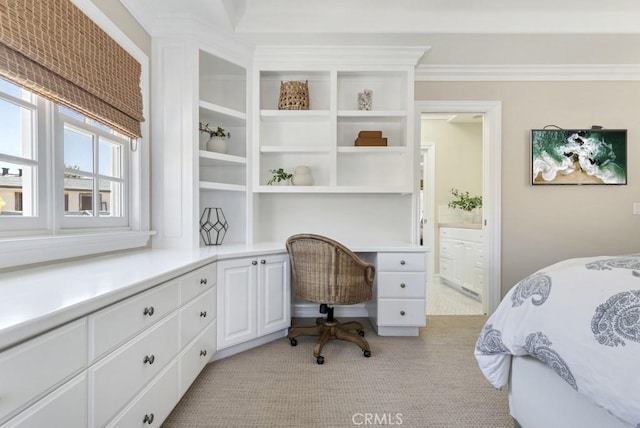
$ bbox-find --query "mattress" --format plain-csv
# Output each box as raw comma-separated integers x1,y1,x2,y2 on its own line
510,355,632,428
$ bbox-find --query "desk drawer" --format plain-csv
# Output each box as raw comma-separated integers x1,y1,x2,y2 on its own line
378,299,425,326
89,280,180,362
440,240,453,259
377,272,425,298
2,373,87,428
180,263,216,304
179,320,216,395
440,227,483,242
179,287,216,348
0,318,87,424
89,313,179,428
106,361,178,428
377,252,425,271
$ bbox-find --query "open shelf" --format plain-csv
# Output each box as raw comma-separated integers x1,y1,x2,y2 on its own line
337,146,406,154
199,150,246,166
261,146,331,154
260,110,331,121
199,181,246,192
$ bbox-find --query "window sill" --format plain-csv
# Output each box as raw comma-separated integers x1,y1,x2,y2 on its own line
0,230,155,270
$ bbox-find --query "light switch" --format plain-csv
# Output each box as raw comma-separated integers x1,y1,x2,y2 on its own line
634,203,640,215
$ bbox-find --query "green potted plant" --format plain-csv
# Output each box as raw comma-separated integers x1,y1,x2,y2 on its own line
267,168,293,185
199,122,231,153
448,188,482,223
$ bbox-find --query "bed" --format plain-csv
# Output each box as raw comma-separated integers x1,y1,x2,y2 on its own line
474,255,640,427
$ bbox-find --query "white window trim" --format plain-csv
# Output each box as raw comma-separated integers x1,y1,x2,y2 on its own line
57,112,130,229
0,0,152,271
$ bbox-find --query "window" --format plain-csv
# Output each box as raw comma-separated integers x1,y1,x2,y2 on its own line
0,79,44,226
0,79,129,229
59,105,128,227
0,76,149,269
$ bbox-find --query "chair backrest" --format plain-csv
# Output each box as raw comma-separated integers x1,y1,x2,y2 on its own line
286,233,375,305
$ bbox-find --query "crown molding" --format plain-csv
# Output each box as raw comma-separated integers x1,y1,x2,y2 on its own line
415,64,640,81
254,46,430,68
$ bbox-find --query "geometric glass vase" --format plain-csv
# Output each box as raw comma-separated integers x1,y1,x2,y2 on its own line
199,207,229,245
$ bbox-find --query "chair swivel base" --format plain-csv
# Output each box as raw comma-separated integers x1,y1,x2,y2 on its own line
288,317,372,364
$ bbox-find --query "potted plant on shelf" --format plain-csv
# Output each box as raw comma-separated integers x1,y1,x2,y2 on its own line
267,168,293,185
199,122,231,154
447,188,482,223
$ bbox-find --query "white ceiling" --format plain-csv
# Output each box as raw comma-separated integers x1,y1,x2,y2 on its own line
120,0,640,66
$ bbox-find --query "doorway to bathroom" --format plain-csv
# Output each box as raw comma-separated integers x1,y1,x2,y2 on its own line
416,101,502,316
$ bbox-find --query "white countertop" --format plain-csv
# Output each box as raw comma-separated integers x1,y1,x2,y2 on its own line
0,241,427,351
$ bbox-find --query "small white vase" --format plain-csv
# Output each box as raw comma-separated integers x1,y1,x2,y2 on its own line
206,136,228,154
291,165,313,186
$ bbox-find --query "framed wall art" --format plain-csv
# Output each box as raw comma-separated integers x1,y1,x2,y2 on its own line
531,128,627,185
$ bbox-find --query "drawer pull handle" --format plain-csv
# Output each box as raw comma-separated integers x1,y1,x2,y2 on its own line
200,278,207,285
400,311,406,316
143,413,155,424
143,306,155,316
200,349,207,357
400,283,406,288
200,311,207,318
260,259,266,264
143,354,155,365
251,260,257,265
400,260,406,265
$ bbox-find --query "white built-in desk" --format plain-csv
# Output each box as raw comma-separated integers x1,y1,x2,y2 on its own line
0,242,427,427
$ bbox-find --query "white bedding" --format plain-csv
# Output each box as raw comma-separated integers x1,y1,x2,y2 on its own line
474,255,640,426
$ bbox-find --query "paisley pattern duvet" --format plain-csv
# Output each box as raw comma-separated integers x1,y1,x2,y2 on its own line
475,255,640,426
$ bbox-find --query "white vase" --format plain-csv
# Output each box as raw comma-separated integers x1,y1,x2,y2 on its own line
291,165,313,186
206,136,228,154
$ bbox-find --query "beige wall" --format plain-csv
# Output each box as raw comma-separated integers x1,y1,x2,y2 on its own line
416,81,640,296
90,0,151,56
422,119,483,222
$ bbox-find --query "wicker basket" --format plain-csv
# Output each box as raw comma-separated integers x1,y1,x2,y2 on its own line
278,80,309,110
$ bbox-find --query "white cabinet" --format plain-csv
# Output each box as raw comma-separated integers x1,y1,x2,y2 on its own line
216,253,290,351
0,374,87,428
88,313,180,428
0,318,87,425
373,252,426,336
439,227,484,300
1,262,217,428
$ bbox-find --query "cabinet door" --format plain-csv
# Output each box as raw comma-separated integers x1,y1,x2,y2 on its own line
452,241,465,285
257,254,290,336
216,258,257,350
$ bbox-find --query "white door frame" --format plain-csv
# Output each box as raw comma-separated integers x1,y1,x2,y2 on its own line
415,101,502,315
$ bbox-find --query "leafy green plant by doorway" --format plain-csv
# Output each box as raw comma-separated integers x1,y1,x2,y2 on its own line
447,188,482,211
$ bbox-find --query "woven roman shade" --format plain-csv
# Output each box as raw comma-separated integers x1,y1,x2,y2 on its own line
0,0,144,138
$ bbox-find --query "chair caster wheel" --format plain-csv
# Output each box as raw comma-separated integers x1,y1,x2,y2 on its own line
358,330,365,337
316,356,325,365
363,350,371,358
289,338,297,346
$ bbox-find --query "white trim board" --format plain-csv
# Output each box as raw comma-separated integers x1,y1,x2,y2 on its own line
415,101,502,315
415,64,640,81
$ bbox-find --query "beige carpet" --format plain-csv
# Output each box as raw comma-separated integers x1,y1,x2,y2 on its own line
162,316,511,427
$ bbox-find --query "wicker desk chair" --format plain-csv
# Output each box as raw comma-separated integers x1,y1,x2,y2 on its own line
286,233,375,364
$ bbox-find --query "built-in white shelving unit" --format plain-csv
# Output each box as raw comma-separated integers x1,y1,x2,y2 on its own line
250,46,426,244
197,50,249,247
153,41,426,248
